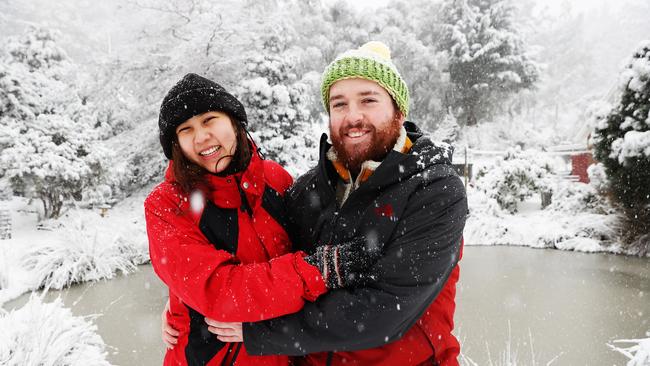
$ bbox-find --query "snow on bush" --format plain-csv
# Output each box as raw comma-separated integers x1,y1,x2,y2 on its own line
609,331,650,366
546,180,611,215
473,147,554,214
610,130,650,164
466,150,619,252
20,220,148,291
0,295,111,366
587,162,609,193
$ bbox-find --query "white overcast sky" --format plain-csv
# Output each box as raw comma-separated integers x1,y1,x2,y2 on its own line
344,0,615,14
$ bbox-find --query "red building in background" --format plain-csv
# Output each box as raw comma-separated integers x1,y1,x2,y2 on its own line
570,152,595,183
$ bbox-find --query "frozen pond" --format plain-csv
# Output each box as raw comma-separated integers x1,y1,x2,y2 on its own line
4,246,649,365
456,246,649,365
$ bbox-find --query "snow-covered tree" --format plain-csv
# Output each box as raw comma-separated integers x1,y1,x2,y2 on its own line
433,110,461,143
237,52,318,176
592,41,650,255
0,27,109,219
440,0,539,125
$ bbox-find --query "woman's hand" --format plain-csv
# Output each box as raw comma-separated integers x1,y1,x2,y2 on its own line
162,299,180,349
205,318,243,342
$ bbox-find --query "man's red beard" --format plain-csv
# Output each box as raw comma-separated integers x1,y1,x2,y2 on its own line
331,113,402,176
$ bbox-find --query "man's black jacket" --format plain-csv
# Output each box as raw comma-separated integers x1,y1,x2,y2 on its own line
243,122,468,355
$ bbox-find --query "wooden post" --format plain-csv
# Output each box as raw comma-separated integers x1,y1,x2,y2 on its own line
0,209,11,240
99,204,111,218
464,146,469,190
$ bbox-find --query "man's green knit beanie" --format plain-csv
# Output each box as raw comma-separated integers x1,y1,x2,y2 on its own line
321,41,410,118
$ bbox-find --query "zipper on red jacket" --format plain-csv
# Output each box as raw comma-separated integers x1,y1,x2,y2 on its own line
234,176,253,217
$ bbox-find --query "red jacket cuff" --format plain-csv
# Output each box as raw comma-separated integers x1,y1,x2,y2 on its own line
293,251,327,301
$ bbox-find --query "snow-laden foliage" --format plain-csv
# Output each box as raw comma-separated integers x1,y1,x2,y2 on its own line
0,295,111,366
473,147,554,213
439,0,539,125
0,27,111,218
587,162,610,193
238,52,318,176
465,184,619,252
609,332,650,366
20,220,148,291
433,111,461,143
0,250,7,291
546,180,612,215
592,40,650,255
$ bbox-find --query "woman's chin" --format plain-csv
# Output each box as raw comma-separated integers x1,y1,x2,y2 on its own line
210,160,231,174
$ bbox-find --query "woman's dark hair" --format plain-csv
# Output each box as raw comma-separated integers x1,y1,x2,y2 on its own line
171,114,252,193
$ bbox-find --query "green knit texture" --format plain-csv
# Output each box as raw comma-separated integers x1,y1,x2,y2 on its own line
321,57,410,117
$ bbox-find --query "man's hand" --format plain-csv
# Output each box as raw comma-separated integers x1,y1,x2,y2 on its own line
205,318,243,342
304,236,380,289
162,299,180,349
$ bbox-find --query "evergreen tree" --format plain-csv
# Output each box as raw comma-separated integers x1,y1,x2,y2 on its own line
440,0,539,125
236,49,318,176
592,41,650,255
0,27,108,219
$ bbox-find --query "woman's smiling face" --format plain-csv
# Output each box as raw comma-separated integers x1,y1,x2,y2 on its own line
175,111,237,174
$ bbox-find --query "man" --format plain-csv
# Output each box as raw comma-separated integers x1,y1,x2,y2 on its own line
168,41,467,365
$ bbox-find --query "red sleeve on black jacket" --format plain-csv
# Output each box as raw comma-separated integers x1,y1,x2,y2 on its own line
145,183,325,322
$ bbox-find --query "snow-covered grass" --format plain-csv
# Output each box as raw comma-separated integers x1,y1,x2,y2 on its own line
21,222,147,291
0,190,149,306
459,326,562,366
0,294,111,366
609,332,650,366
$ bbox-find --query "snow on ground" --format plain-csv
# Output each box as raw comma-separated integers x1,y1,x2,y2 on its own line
0,294,111,366
0,188,150,306
609,332,650,366
464,185,622,254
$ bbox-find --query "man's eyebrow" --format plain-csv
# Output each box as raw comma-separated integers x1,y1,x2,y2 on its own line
330,90,381,102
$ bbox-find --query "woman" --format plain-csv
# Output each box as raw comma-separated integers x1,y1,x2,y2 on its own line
145,73,372,366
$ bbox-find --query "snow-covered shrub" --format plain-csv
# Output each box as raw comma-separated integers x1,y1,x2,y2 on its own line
609,331,650,366
587,162,609,193
592,40,650,255
0,295,111,366
474,147,555,213
20,221,148,290
547,181,612,215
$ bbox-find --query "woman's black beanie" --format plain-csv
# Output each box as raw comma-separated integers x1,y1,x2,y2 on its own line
158,73,247,159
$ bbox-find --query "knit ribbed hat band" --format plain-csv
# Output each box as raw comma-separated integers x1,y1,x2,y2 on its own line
321,41,410,117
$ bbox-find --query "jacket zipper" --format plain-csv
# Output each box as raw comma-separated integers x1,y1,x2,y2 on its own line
234,176,253,217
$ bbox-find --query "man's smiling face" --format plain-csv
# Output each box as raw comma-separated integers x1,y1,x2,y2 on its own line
328,78,404,175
